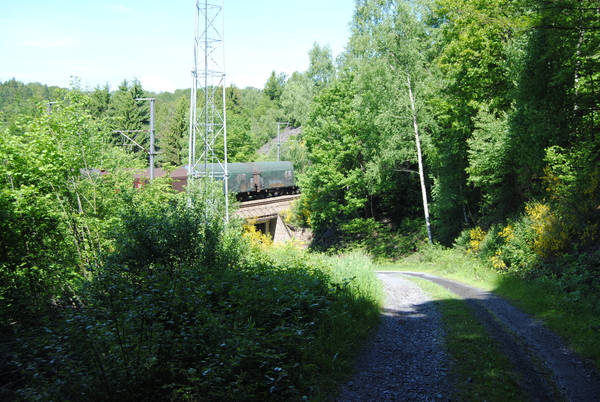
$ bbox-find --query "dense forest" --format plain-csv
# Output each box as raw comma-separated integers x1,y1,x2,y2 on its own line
1,0,599,400
300,0,600,274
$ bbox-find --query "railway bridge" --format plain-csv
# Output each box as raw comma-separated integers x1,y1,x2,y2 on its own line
236,194,300,243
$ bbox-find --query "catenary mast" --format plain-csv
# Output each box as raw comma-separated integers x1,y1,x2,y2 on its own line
188,0,229,219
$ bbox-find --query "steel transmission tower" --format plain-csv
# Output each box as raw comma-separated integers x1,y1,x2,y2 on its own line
188,0,229,218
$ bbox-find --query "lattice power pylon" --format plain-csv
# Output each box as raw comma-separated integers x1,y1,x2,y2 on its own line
188,0,229,218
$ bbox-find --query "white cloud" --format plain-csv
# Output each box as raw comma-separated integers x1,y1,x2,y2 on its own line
140,75,177,93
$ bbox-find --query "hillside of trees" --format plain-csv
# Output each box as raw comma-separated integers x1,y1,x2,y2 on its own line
3,0,599,290
1,0,599,399
298,0,600,275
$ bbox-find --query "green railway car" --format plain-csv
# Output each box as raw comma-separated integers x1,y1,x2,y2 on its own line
136,162,298,200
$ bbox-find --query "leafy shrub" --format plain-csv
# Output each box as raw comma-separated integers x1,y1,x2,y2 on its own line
312,217,426,261
456,213,541,275
242,218,273,250
15,183,381,401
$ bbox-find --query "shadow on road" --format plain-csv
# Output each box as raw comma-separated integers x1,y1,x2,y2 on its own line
381,271,600,402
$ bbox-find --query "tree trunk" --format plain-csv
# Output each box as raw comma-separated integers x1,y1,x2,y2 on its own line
407,75,433,243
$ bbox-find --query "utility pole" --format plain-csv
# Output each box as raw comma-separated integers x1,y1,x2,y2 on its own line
136,98,156,179
276,122,288,161
47,101,57,114
114,98,157,180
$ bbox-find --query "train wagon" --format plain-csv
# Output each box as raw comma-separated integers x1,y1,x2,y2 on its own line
133,162,298,200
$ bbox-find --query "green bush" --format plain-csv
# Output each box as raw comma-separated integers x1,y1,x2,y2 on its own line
14,185,382,401
312,217,426,261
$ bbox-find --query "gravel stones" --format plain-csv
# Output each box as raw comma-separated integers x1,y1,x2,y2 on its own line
336,272,452,401
335,271,600,402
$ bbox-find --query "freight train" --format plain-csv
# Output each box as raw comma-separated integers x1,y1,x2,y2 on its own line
133,161,298,201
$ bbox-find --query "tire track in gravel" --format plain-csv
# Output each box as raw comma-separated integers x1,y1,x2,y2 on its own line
400,272,600,402
336,271,600,402
336,272,452,401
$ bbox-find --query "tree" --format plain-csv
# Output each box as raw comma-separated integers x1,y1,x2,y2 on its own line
281,71,314,127
0,87,139,327
510,0,600,190
88,84,111,118
263,71,287,102
158,95,188,168
222,85,258,162
0,79,62,130
301,73,371,226
348,0,437,241
427,0,529,241
306,42,336,91
111,79,149,158
505,0,600,255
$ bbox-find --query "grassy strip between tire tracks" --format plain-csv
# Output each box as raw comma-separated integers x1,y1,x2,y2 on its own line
380,246,600,370
407,276,528,402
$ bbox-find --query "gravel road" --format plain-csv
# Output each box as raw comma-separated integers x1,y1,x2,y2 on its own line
336,271,600,402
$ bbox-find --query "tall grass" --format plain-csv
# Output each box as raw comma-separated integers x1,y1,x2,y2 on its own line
266,247,384,396
324,251,385,303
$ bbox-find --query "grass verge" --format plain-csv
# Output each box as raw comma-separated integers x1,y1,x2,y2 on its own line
493,275,600,367
377,244,499,290
387,244,600,369
266,247,384,399
411,277,528,402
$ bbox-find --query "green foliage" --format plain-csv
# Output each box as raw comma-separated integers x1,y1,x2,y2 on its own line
1,64,389,402
281,72,314,127
111,79,150,159
0,78,62,128
306,43,336,91
158,95,189,168
263,71,287,103
332,218,426,261
0,88,139,329
14,196,382,401
324,251,383,302
224,86,261,162
465,107,518,217
300,73,373,226
299,0,435,243
426,0,527,242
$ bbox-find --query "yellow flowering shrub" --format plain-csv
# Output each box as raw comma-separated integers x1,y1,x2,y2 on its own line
498,224,514,242
467,226,486,254
489,249,508,270
242,218,273,249
525,202,572,259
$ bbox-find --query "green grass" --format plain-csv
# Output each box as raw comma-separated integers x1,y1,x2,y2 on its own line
265,247,384,399
324,251,385,303
378,244,499,290
385,245,600,370
493,275,600,368
412,277,527,401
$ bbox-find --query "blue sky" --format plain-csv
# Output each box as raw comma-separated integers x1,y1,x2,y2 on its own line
0,1,355,93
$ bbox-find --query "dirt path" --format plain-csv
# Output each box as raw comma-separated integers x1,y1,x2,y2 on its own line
336,273,451,401
337,271,600,401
